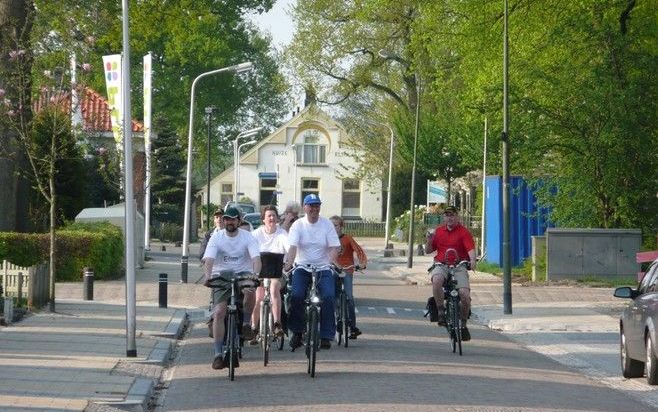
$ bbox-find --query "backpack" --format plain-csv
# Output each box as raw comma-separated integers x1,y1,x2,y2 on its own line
424,296,439,322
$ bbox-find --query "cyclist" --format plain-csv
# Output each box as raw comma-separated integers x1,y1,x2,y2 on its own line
330,215,368,339
283,194,341,350
424,205,477,341
251,205,289,339
199,208,224,260
280,200,301,232
202,206,261,369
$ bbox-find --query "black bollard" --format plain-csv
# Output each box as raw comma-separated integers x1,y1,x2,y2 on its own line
83,267,94,300
159,273,168,308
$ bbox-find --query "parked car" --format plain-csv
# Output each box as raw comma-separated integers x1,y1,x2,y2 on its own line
224,201,256,215
242,212,262,230
614,258,658,385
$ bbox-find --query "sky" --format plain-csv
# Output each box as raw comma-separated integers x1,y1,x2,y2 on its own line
247,0,297,49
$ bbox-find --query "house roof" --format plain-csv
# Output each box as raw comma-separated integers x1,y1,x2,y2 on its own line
33,87,144,133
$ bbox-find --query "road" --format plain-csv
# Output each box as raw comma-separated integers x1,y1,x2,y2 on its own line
151,258,651,412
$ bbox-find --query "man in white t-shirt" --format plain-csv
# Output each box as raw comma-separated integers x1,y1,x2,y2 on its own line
202,207,261,370
283,194,341,350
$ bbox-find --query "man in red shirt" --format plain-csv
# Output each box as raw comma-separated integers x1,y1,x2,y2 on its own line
424,206,477,340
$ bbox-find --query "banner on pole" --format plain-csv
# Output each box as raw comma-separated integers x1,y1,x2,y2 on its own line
102,54,123,146
143,53,152,148
427,181,447,205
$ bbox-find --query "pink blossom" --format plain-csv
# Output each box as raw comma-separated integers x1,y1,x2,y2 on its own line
7,110,16,117
0,89,4,98
86,36,95,45
82,63,91,72
3,98,10,107
96,147,107,156
8,50,18,61
43,70,52,77
17,50,25,56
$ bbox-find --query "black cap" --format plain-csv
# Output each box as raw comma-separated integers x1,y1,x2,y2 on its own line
444,206,458,214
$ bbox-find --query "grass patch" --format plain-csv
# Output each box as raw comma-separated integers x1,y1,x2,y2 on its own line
574,276,638,288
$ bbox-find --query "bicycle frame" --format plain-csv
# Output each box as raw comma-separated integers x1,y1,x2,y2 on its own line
428,260,470,356
293,263,332,378
207,271,258,380
335,265,359,347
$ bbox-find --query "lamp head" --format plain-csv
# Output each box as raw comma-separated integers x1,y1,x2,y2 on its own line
233,62,253,74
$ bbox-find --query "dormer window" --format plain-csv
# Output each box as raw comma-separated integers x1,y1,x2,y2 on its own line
296,129,327,165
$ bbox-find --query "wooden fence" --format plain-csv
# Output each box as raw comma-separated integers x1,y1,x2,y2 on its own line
1,260,49,309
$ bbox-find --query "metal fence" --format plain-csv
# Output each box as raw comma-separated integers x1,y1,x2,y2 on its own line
343,221,386,238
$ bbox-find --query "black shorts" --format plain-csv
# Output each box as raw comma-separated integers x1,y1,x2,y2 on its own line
260,252,285,279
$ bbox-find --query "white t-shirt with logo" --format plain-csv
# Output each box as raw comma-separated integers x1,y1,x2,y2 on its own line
203,228,260,277
288,216,340,265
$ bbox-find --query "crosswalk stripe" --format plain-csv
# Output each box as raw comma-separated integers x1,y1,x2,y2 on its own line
386,307,396,314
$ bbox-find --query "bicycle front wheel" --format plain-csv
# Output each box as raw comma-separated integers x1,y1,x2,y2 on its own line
340,292,349,348
227,313,237,381
307,307,319,377
261,303,271,366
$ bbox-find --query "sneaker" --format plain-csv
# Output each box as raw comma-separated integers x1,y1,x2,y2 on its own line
212,354,225,370
207,318,214,338
436,308,446,326
348,327,362,340
320,339,331,349
273,322,284,337
242,324,256,340
461,326,471,342
249,335,260,346
289,333,303,350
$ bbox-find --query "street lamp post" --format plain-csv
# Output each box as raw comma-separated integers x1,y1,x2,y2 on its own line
236,139,257,200
291,144,298,203
205,106,216,231
502,0,512,314
181,62,253,283
407,74,421,268
232,128,262,202
378,49,420,268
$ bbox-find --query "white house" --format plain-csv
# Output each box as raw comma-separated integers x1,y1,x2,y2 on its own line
197,104,383,222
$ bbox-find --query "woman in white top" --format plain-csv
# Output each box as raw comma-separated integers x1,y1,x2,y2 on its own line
251,205,289,337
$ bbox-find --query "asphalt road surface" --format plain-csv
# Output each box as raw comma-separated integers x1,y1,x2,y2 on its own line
152,262,652,412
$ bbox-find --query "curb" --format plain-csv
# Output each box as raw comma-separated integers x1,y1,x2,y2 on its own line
89,309,189,412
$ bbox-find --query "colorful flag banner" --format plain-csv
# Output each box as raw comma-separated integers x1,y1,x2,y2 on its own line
102,54,123,146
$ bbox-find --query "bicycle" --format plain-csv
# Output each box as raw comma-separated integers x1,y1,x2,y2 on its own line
335,264,360,348
290,263,332,378
207,270,258,380
257,277,286,366
427,259,470,356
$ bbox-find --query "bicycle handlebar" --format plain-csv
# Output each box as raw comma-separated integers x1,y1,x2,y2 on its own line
427,260,471,272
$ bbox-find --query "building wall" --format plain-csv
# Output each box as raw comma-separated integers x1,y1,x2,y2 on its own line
204,107,383,221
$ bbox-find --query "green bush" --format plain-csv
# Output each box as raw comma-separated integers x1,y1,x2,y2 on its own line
0,222,123,282
152,222,183,242
393,206,429,244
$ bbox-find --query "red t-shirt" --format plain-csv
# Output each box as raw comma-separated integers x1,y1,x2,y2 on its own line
431,224,475,264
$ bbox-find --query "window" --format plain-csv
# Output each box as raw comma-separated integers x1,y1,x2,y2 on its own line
220,183,232,206
260,177,278,207
301,178,319,204
296,130,327,165
341,178,360,217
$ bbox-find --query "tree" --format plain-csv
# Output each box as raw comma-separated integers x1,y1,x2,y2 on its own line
151,115,186,225
0,0,34,232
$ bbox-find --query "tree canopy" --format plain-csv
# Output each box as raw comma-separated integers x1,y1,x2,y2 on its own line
287,0,658,243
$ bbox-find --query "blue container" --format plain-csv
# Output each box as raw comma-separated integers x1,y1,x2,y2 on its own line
484,176,552,266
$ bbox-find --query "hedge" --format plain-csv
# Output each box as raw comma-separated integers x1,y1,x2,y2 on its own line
0,222,124,281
